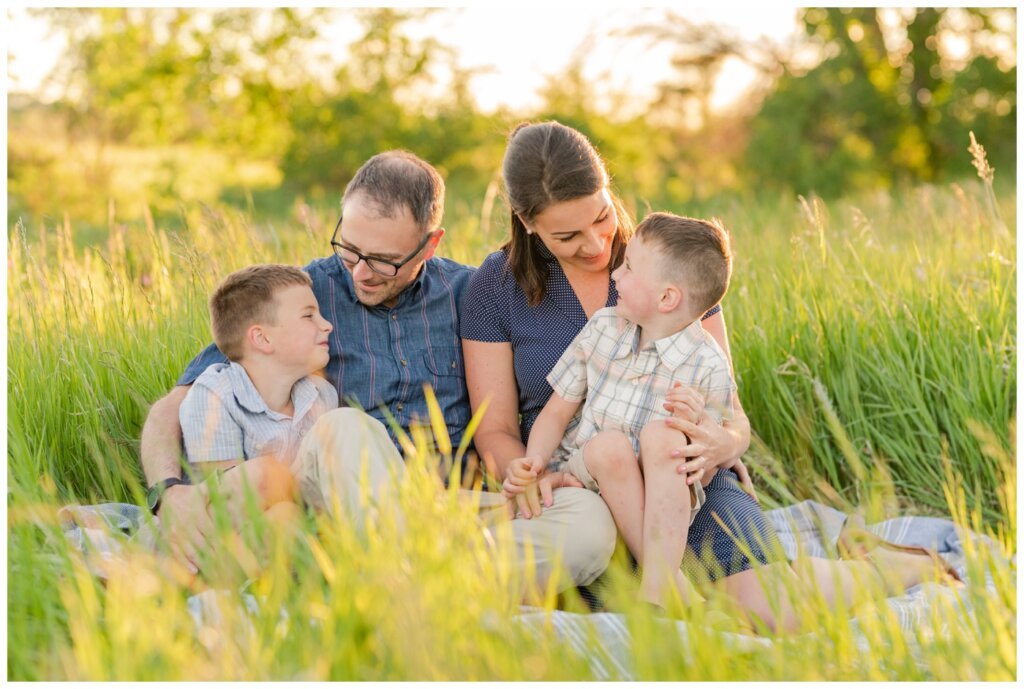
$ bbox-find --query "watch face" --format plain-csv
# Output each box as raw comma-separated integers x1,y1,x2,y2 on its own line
146,486,161,512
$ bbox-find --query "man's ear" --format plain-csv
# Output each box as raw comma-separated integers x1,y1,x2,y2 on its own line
247,324,274,354
659,283,683,313
422,228,445,260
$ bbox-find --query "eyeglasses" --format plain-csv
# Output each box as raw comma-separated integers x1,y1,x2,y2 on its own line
330,214,437,278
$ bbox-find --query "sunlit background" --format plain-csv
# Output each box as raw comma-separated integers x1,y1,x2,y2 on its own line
6,9,1017,680
6,6,1017,235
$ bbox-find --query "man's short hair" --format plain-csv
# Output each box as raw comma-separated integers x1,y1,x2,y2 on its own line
210,264,312,361
635,212,733,316
342,150,445,232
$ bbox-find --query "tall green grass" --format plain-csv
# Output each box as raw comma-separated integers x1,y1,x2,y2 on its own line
7,176,1015,679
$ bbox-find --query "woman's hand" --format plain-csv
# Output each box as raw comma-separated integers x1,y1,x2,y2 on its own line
664,415,756,498
728,458,758,502
665,415,733,481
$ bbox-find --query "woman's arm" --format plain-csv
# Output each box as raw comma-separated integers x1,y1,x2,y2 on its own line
699,309,752,460
663,309,755,496
462,338,528,482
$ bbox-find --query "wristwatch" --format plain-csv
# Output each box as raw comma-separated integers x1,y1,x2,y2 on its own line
146,477,188,515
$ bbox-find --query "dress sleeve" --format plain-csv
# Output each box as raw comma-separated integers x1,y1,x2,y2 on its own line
459,253,510,343
176,342,229,387
179,383,245,463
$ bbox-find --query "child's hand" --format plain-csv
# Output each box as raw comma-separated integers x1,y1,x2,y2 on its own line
501,456,544,497
662,381,705,424
506,466,583,520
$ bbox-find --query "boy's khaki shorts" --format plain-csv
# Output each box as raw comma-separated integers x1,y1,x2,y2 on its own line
564,439,706,525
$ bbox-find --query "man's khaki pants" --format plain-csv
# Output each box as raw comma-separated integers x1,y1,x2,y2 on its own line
293,408,616,594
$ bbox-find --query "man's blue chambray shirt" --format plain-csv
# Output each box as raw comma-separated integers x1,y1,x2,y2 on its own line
178,254,476,453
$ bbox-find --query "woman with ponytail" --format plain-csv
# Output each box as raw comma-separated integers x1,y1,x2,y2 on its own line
461,121,958,631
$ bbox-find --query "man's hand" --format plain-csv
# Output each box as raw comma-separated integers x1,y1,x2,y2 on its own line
157,483,214,574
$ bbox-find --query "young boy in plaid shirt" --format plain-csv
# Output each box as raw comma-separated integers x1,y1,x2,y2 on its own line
503,212,740,612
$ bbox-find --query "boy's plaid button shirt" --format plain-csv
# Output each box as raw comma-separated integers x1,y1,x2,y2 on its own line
546,307,736,464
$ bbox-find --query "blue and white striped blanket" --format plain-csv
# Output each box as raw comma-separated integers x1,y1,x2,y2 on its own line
58,500,1005,679
514,500,1003,679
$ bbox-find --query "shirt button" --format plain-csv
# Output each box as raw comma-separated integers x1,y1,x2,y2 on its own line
401,359,408,367
396,403,404,412
391,313,398,321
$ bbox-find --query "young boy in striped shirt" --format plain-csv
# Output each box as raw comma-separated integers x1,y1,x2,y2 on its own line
176,264,337,549
504,212,739,613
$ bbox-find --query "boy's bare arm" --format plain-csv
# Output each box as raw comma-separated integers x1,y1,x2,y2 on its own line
524,392,582,468
140,384,213,572
502,393,584,518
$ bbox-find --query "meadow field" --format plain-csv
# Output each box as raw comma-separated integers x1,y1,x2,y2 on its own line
7,172,1016,680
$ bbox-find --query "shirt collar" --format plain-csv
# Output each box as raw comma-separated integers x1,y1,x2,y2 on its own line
228,361,320,422
610,316,708,370
653,318,709,371
611,316,640,360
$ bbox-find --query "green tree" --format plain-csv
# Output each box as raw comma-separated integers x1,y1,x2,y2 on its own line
37,8,323,154
280,9,502,203
745,8,1016,196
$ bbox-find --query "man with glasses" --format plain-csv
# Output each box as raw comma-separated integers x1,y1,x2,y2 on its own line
142,150,615,601
140,150,475,570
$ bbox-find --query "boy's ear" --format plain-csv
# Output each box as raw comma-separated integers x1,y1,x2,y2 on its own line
247,324,275,354
422,228,445,260
659,283,683,313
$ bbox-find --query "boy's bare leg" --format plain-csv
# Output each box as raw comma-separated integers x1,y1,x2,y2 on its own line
581,430,647,562
638,421,701,609
265,501,304,532
196,457,301,583
212,455,299,521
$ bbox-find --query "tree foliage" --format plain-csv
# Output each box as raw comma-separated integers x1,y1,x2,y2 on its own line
36,8,322,156
745,8,1016,195
279,9,503,202
7,7,1017,229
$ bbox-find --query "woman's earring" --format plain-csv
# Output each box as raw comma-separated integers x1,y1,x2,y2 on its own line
525,228,533,235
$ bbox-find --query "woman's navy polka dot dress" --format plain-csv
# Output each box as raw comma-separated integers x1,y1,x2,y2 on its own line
460,247,781,586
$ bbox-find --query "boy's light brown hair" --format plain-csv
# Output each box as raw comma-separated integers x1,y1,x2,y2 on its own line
635,212,732,317
210,264,313,361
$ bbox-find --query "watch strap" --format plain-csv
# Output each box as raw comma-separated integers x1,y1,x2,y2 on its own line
147,477,187,515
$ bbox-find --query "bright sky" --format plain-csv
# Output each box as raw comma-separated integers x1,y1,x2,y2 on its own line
6,5,803,113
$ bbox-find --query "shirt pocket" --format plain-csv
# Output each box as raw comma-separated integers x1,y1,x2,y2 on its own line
423,346,465,378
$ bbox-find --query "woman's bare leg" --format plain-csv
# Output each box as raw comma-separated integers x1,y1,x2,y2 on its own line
717,550,950,634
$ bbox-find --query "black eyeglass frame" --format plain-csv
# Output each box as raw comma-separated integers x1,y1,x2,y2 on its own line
330,214,438,277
